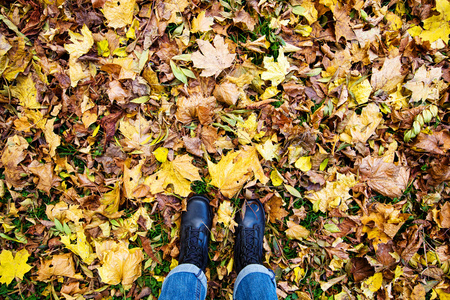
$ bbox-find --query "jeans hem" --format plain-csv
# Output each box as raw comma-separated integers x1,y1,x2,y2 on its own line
163,263,208,294
233,264,276,295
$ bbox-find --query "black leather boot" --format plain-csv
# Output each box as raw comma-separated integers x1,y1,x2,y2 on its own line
234,198,266,274
178,195,212,271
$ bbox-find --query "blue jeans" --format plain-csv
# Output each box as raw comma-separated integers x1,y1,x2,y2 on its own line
158,264,277,300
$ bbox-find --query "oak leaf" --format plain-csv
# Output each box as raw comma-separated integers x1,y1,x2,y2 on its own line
146,154,201,197
0,249,32,284
191,35,236,78
208,146,269,198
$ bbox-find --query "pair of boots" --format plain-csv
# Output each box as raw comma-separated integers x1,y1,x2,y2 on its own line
178,195,265,274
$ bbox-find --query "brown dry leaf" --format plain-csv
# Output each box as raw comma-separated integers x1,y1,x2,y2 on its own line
207,146,269,198
351,257,375,282
412,131,450,155
176,93,216,125
191,35,236,78
96,240,144,290
1,135,28,169
412,284,426,300
183,136,204,157
36,253,83,281
108,80,130,104
333,3,356,41
214,81,240,106
371,56,405,92
437,202,450,228
265,196,288,223
27,161,60,195
358,156,410,199
123,159,144,199
233,9,256,31
146,154,201,197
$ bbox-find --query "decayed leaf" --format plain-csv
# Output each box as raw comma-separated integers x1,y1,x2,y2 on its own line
0,249,32,284
371,56,405,92
191,35,236,78
217,200,237,231
412,131,450,155
103,0,136,29
340,103,382,144
261,50,290,86
286,221,309,240
305,172,357,213
208,146,269,198
175,93,216,125
358,156,410,199
10,75,41,109
96,240,144,290
37,253,83,281
146,154,201,197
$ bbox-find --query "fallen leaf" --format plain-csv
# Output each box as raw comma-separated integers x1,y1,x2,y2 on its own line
28,160,60,194
340,103,382,144
412,130,450,155
286,221,309,240
0,249,32,284
60,229,96,264
261,50,290,86
191,11,214,33
191,35,236,78
233,9,256,31
403,65,443,102
146,154,201,197
96,240,144,290
208,146,269,198
358,156,410,199
362,273,383,298
103,0,136,29
44,118,61,157
37,253,83,281
264,196,288,223
176,93,216,125
10,75,41,109
294,156,312,172
217,200,237,231
371,56,405,92
255,139,280,161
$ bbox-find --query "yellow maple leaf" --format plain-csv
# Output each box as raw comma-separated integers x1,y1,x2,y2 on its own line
96,240,144,290
261,50,290,86
340,103,382,144
146,154,201,197
0,249,32,284
10,75,41,109
60,229,96,265
191,11,214,33
208,146,269,198
362,273,383,298
305,172,357,213
293,0,318,24
256,139,280,161
103,0,136,29
217,200,237,231
100,183,122,216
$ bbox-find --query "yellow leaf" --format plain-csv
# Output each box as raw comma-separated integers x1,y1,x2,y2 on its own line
217,200,237,230
286,221,309,240
237,113,258,145
364,273,383,293
97,39,110,57
294,0,318,24
101,183,122,216
340,103,382,144
294,156,311,172
403,65,443,102
60,229,96,265
0,249,32,284
256,139,280,161
208,146,269,198
44,118,61,157
305,172,357,213
96,240,144,290
261,50,290,86
36,253,83,281
270,168,284,186
191,11,214,33
124,159,144,199
153,147,169,163
126,19,139,40
103,0,136,29
410,0,450,44
170,258,178,270
260,86,280,100
10,75,41,109
64,24,94,59
146,154,201,197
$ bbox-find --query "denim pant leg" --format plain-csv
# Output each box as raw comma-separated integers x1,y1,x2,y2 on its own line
158,264,207,300
233,264,278,300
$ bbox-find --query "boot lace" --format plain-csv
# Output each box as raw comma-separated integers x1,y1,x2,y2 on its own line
239,227,260,265
183,227,204,267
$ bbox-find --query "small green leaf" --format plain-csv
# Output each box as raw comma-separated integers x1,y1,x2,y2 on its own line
306,68,322,77
319,158,328,171
324,223,341,233
284,184,302,198
170,60,188,84
181,68,196,79
292,6,307,15
131,96,149,104
54,218,64,232
63,222,71,236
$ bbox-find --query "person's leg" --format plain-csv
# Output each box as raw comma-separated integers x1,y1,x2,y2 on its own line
233,264,277,300
158,263,207,300
158,195,212,300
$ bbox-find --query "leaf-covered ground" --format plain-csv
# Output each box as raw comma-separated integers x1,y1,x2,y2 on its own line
0,0,450,299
